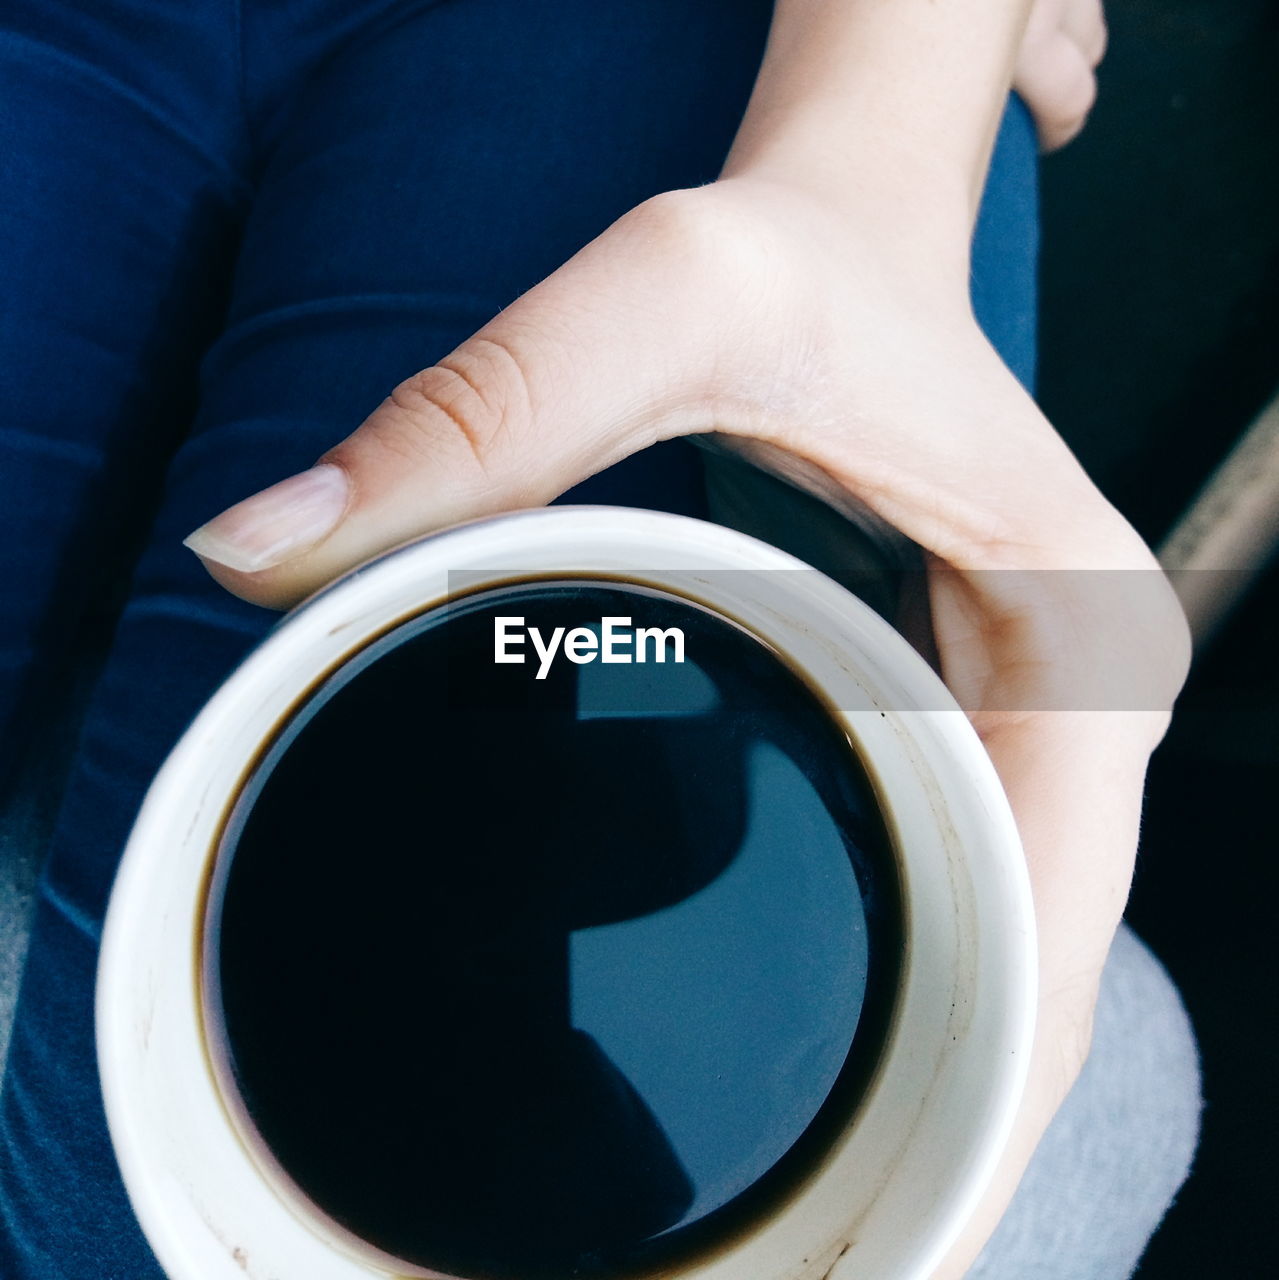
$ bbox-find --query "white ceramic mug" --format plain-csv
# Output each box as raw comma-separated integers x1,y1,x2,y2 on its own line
97,507,1036,1280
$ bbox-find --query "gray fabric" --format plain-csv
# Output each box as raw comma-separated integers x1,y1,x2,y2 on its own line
0,742,79,1074
0,789,45,1073
969,924,1202,1278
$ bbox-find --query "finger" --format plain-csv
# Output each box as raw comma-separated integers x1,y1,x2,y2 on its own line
1015,31,1099,152
182,195,728,608
1063,0,1108,67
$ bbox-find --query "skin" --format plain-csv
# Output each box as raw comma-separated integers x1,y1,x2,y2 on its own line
185,1,1188,1274
1017,0,1109,151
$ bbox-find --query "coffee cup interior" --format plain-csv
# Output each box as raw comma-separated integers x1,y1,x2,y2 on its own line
202,578,903,1280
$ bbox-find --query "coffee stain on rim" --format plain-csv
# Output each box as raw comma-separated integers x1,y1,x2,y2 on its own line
820,1241,853,1280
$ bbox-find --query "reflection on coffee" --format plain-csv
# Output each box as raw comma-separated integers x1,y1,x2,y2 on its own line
209,582,900,1279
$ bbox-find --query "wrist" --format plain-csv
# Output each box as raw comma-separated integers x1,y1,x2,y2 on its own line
718,141,975,276
702,162,974,309
723,0,1034,259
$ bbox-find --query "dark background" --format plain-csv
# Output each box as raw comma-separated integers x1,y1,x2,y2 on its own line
1037,1,1278,1274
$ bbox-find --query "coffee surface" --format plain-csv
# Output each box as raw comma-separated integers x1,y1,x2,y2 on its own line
211,582,899,1278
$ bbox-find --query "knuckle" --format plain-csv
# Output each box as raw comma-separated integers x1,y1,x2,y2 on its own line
1141,575,1194,716
1092,25,1109,68
1073,66,1100,118
618,188,717,252
1019,35,1100,150
1042,83,1096,149
383,336,532,475
1090,5,1110,65
1055,52,1099,124
616,187,770,288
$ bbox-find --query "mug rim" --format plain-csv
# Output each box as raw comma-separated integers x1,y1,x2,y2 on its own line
97,506,1037,1280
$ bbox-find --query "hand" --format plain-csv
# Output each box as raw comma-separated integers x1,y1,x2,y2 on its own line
1015,0,1108,150
185,176,1189,1273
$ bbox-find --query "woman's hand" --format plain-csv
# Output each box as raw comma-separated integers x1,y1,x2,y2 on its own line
185,2,1183,1271
179,173,1118,603
185,174,1189,1272
1016,0,1108,150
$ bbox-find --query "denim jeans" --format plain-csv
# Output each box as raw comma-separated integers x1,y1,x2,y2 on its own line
0,2,1196,1275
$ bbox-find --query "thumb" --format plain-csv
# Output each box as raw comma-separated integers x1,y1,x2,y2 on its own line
183,199,722,608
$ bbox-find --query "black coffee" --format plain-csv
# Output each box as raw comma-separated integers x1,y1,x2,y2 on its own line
209,581,899,1279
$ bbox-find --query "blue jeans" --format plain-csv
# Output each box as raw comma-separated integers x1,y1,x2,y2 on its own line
0,2,1194,1276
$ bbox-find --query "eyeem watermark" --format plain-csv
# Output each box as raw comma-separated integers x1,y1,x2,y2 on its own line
494,616,685,680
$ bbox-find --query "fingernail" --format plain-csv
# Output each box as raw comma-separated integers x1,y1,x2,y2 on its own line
182,464,349,573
